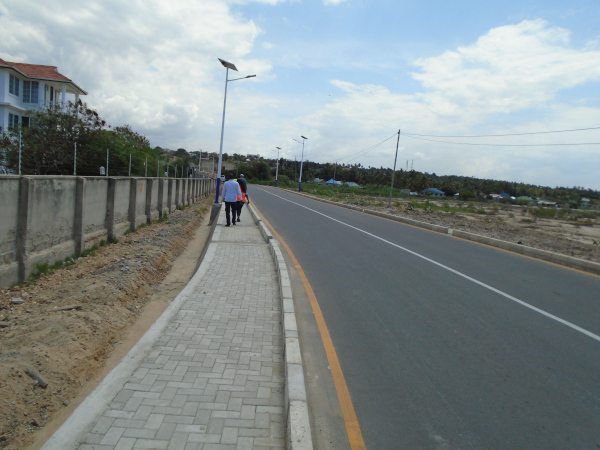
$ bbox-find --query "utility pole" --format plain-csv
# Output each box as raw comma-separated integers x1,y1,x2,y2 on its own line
388,129,401,208
333,162,337,185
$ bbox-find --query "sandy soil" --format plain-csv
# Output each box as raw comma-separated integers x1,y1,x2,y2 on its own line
1,193,599,449
339,196,600,263
0,197,214,450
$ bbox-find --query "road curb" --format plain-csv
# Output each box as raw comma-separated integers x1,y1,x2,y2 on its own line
288,190,600,276
248,203,314,450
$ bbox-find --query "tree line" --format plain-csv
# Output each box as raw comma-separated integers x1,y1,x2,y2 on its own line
233,158,598,206
0,101,197,178
2,103,596,205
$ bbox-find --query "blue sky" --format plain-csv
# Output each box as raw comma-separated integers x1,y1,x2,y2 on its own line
1,0,599,188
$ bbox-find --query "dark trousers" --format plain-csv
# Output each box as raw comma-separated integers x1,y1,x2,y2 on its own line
225,201,237,225
236,201,244,219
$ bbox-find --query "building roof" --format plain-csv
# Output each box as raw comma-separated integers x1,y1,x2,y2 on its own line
422,188,445,194
0,58,87,95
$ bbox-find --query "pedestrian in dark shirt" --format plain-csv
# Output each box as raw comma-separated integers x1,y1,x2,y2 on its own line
236,174,248,222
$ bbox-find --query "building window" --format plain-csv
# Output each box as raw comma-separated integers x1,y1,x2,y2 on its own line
23,81,39,103
9,74,20,96
8,113,19,129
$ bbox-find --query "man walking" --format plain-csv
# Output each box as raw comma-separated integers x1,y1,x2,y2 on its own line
221,174,242,226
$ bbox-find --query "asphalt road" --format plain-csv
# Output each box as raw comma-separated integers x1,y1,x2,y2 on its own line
249,186,600,450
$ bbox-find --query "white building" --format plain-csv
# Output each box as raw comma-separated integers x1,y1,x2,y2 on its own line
0,58,86,133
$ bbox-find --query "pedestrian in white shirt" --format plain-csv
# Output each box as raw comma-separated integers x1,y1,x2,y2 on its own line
221,174,242,226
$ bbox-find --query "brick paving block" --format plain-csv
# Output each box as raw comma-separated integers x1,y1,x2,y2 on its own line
167,432,189,450
122,428,157,439
114,436,136,450
99,426,125,445
132,438,169,449
144,413,166,430
156,422,177,440
133,405,154,421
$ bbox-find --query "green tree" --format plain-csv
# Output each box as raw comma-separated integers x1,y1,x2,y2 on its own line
3,100,106,175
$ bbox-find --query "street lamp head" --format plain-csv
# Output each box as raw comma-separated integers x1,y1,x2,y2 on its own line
245,75,256,78
301,136,308,140
276,147,281,149
218,58,238,71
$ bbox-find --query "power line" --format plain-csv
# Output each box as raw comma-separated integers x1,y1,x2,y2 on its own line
404,134,600,147
341,133,398,164
403,126,600,138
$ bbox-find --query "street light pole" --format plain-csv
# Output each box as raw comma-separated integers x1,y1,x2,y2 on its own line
271,147,281,187
293,136,307,192
214,58,256,204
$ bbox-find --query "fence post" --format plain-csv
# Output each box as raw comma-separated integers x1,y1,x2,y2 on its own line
16,177,32,282
129,178,137,232
73,177,85,256
145,177,154,224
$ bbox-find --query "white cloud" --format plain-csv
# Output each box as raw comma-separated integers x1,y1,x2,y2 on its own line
412,19,600,117
287,20,600,187
1,3,599,189
323,0,348,5
0,0,268,150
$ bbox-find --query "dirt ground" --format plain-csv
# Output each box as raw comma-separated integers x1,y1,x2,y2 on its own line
340,196,600,264
0,197,214,450
1,192,599,449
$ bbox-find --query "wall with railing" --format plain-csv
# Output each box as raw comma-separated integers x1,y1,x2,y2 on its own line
0,175,216,288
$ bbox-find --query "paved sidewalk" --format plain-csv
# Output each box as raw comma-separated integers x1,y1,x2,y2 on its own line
43,204,287,449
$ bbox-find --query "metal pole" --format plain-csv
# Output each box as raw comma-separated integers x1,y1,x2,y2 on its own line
157,160,159,177
19,130,21,175
298,137,306,192
167,161,169,178
275,147,280,187
215,66,229,203
129,154,131,176
145,156,147,177
333,162,337,186
106,148,109,176
74,142,77,176
388,129,401,208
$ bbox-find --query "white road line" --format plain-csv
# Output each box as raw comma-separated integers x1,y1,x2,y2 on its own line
258,187,600,344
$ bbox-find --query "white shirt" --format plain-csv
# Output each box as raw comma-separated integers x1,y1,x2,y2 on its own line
221,179,242,202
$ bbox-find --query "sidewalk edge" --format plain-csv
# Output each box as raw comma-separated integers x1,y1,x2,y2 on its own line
41,243,220,450
248,203,314,450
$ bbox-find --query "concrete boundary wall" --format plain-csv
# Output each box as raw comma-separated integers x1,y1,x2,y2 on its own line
0,175,216,288
290,190,600,276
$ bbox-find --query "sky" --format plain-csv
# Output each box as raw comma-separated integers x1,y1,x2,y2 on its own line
1,0,600,189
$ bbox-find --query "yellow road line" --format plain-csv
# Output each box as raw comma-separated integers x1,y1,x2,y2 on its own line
252,203,367,450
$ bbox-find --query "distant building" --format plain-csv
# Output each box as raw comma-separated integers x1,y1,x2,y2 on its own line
0,58,86,133
421,188,445,197
344,182,360,188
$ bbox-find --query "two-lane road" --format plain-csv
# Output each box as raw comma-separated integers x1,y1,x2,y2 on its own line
250,186,600,449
